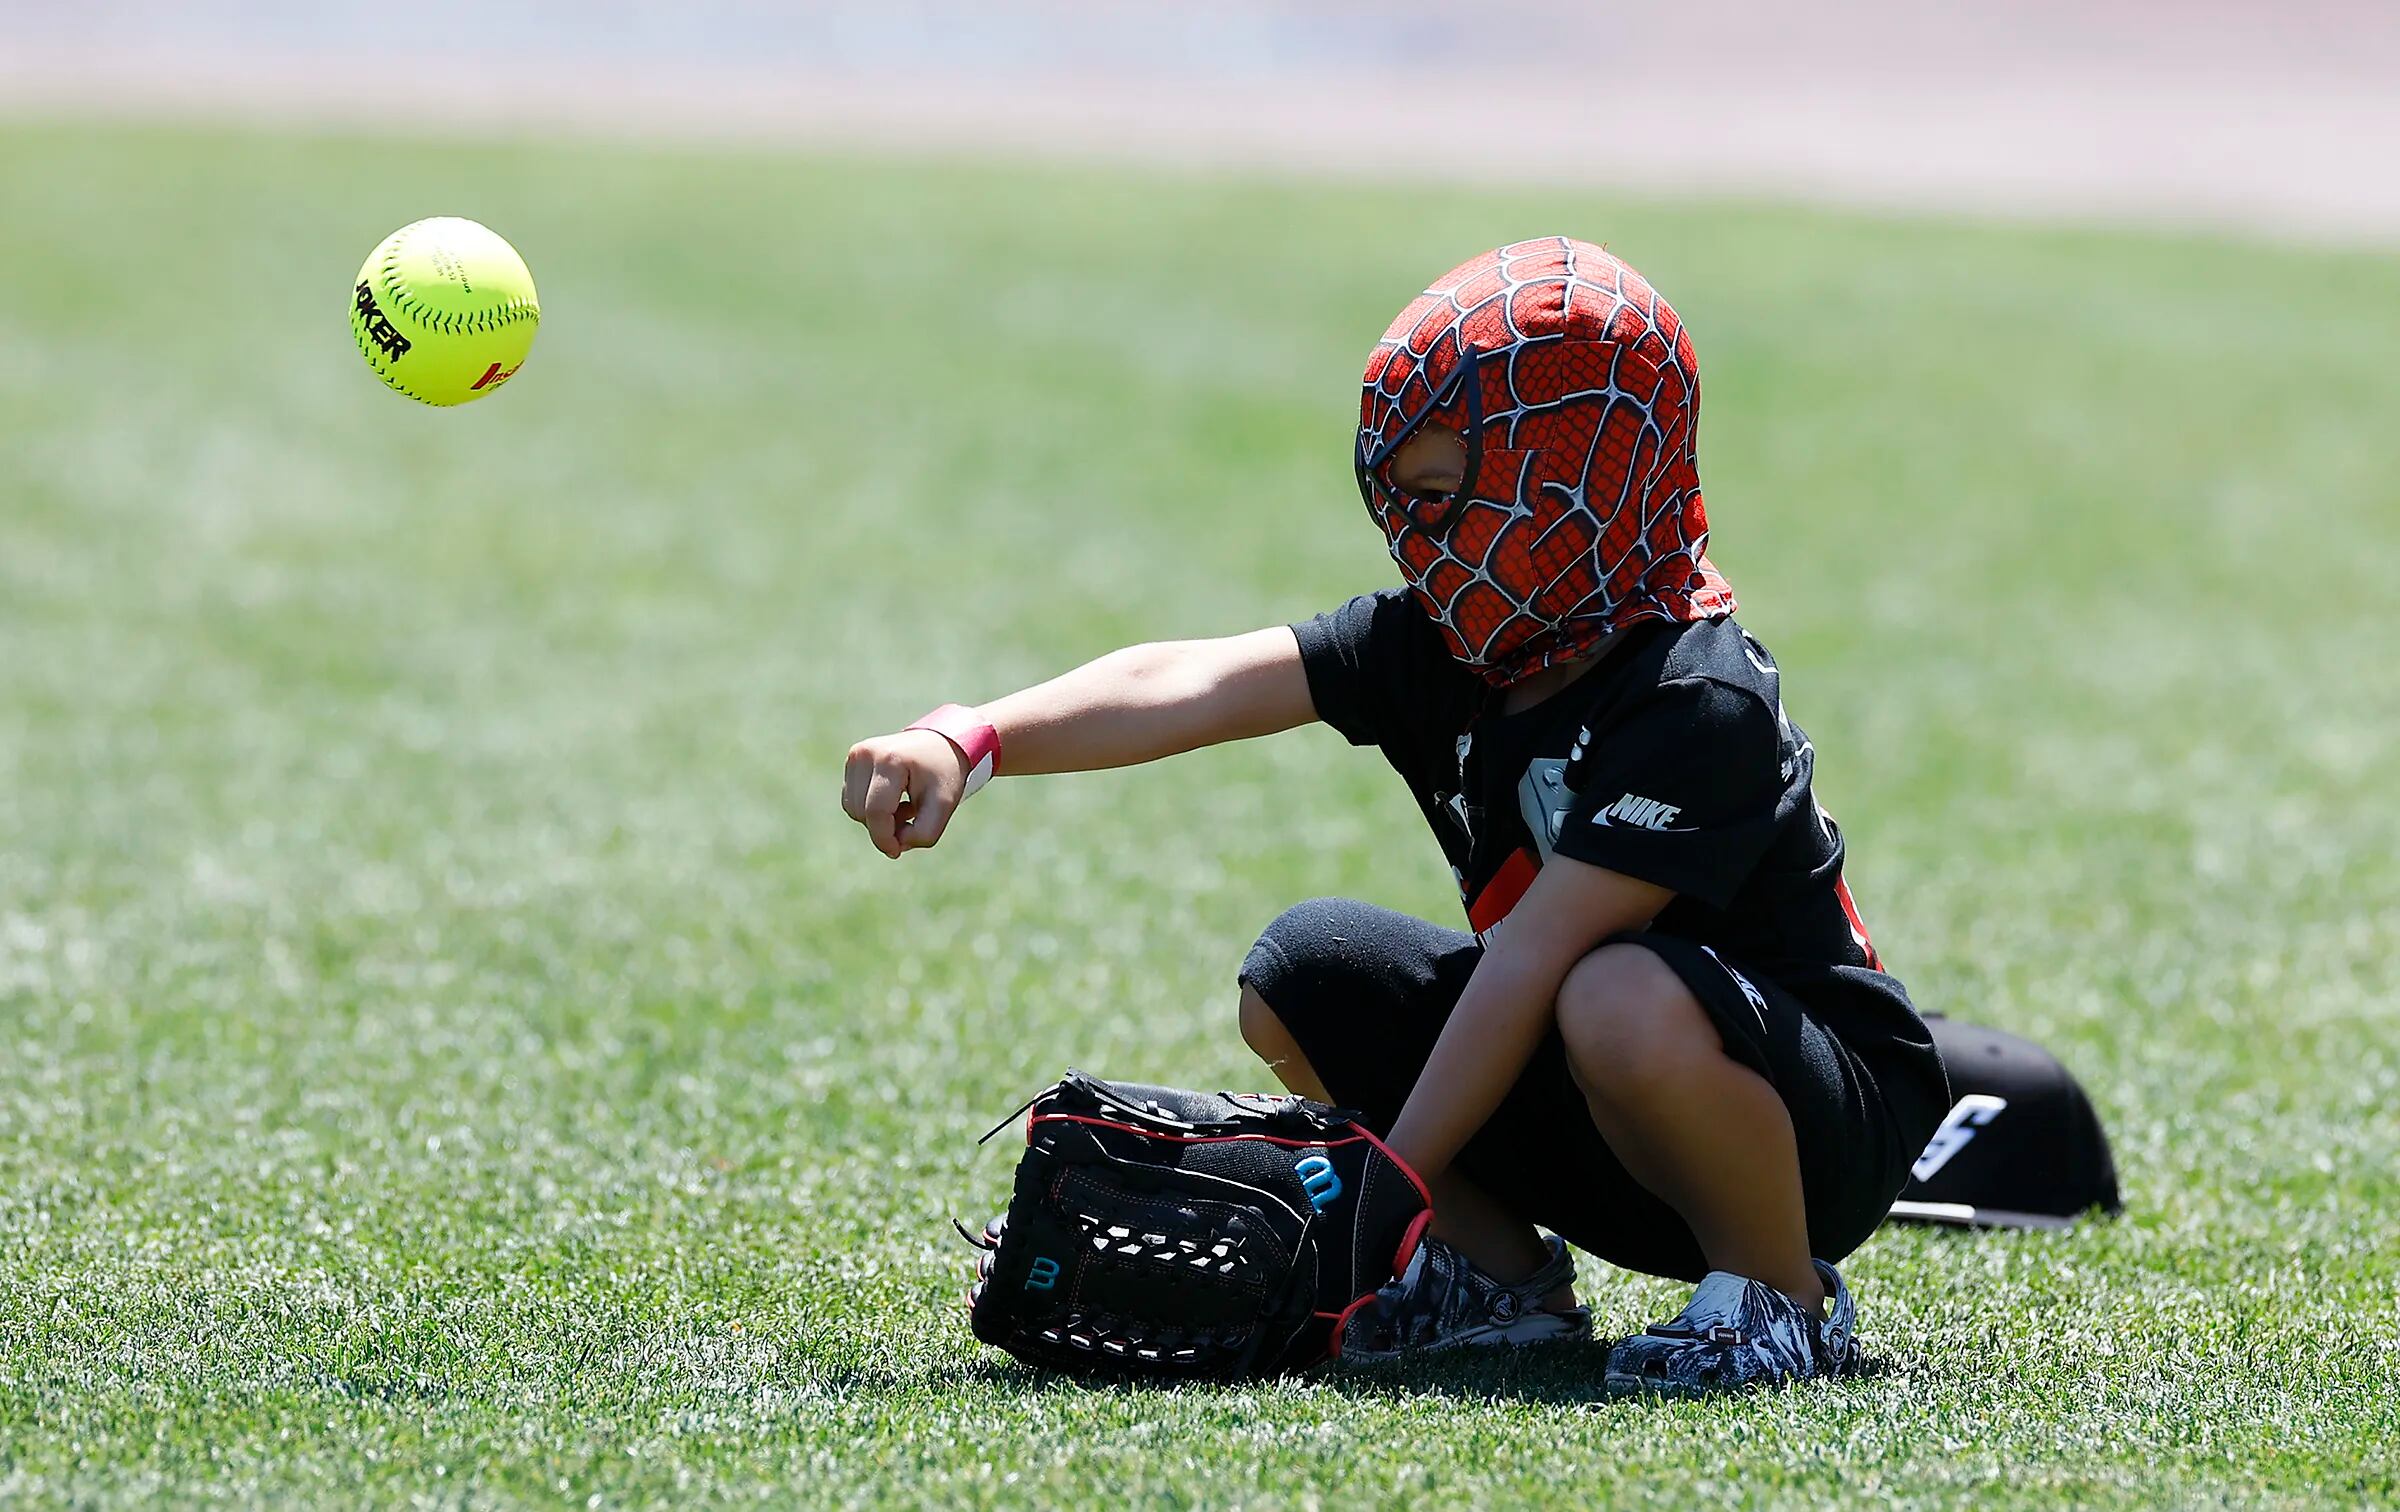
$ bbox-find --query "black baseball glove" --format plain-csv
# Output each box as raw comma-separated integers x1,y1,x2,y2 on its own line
959,1070,1432,1379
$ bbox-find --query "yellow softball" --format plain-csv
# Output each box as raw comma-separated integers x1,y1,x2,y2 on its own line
350,217,540,406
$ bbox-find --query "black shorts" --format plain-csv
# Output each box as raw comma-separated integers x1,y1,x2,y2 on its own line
1239,897,1947,1282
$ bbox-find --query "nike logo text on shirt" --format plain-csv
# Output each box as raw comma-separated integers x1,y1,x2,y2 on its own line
1592,793,1686,830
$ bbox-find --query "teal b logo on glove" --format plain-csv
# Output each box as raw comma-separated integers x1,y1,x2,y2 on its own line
1295,1155,1342,1211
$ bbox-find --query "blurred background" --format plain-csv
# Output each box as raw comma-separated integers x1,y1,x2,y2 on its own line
9,0,2400,240
3,4,2398,1507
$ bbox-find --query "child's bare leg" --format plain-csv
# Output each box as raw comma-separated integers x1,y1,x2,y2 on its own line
1553,946,1825,1312
1238,986,1570,1307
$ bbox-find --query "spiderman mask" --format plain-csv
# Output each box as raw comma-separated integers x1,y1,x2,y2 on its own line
1356,237,1737,686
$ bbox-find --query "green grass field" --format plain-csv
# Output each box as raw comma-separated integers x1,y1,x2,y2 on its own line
2,122,2396,1508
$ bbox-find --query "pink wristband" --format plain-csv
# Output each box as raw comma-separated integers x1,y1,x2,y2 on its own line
906,703,1000,797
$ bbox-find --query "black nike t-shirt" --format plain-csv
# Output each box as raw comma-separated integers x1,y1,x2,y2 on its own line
1292,587,1919,1045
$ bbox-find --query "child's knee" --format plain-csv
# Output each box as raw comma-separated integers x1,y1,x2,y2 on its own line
1242,897,1375,993
1556,944,1721,1106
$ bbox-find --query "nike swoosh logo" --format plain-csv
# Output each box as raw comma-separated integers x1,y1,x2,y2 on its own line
1589,810,1698,833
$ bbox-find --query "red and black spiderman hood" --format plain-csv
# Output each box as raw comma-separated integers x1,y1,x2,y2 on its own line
1355,237,1737,686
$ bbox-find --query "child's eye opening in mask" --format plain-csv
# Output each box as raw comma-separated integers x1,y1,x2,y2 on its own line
1358,419,1476,537
1391,425,1467,499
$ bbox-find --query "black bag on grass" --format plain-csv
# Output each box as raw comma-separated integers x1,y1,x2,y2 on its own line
961,1071,1432,1379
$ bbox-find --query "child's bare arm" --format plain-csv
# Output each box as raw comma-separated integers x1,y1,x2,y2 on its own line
977,627,1315,775
1383,856,1672,1179
841,627,1313,858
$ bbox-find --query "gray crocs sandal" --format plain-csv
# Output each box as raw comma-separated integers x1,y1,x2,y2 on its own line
1604,1259,1859,1395
1338,1233,1592,1363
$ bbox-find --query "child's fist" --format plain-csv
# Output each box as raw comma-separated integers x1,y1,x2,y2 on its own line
842,729,969,858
